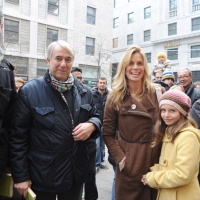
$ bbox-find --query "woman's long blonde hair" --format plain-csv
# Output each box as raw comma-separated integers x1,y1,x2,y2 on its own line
111,46,154,110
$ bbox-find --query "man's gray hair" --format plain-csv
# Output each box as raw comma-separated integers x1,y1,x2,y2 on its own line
47,40,75,60
177,68,192,76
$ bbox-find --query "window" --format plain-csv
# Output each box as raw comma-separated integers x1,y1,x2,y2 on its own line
191,45,200,58
128,12,134,24
4,19,19,43
168,23,177,35
86,37,95,55
169,0,177,11
193,0,200,4
192,0,200,11
113,38,118,48
169,0,177,17
87,6,96,25
144,30,151,41
5,0,19,4
114,0,119,8
167,48,178,60
37,59,48,77
113,17,119,28
144,6,151,19
127,34,133,45
79,64,98,79
145,53,151,63
48,0,59,15
4,55,28,77
112,63,118,78
192,17,200,31
47,28,58,47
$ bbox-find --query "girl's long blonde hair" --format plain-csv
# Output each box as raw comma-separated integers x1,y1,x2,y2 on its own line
152,111,198,147
111,46,154,110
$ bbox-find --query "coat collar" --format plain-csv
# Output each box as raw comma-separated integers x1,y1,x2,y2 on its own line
123,91,156,112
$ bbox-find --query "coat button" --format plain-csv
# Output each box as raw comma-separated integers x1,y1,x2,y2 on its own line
131,104,136,109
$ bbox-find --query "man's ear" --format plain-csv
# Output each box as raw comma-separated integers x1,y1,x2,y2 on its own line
47,58,50,66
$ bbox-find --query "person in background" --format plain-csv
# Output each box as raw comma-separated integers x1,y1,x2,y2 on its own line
103,46,162,200
92,78,109,173
177,68,200,105
71,67,98,200
152,52,171,76
161,70,175,89
9,40,101,200
142,90,200,200
154,71,169,91
15,77,25,93
71,67,83,83
154,71,162,82
194,81,200,90
0,8,16,180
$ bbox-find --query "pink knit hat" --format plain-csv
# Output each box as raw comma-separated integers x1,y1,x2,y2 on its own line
159,90,191,116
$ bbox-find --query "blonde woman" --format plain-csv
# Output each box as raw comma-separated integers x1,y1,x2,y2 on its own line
103,46,163,200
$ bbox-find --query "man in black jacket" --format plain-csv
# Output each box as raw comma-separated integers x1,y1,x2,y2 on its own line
71,66,98,200
92,78,109,173
0,8,16,179
9,40,101,200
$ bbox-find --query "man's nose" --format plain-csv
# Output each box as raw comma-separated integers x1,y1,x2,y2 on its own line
60,59,67,66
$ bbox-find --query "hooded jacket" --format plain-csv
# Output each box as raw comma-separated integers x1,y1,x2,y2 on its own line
146,126,200,200
9,71,101,193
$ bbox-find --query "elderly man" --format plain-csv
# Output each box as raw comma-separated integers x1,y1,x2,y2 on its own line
177,68,200,105
9,40,101,200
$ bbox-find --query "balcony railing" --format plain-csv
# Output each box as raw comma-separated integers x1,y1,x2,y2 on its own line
169,10,177,18
192,3,200,12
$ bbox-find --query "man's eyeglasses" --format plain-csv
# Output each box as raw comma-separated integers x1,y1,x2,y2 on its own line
178,75,190,79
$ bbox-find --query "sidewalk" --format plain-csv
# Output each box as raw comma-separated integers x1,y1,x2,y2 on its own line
96,150,114,200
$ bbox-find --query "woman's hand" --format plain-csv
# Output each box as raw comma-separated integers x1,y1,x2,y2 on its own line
141,174,148,185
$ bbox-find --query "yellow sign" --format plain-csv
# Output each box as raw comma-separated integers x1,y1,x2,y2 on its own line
164,40,180,48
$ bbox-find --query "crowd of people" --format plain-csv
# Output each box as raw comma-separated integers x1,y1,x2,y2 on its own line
0,10,200,200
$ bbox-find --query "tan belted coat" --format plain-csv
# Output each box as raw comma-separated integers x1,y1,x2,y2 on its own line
103,89,161,200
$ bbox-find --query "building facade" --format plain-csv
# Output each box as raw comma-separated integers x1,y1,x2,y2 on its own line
1,0,113,87
112,0,200,82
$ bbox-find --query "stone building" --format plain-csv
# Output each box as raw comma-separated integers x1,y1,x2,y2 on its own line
1,0,113,87
112,0,200,82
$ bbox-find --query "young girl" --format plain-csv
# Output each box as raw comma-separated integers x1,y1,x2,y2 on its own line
141,90,200,200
